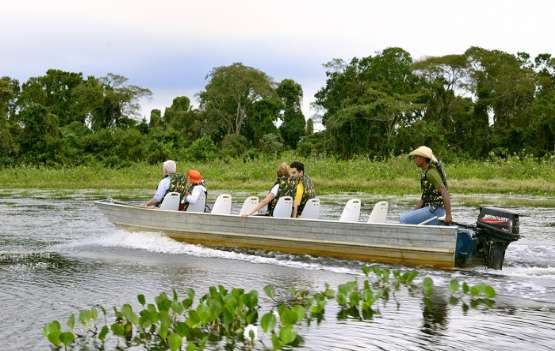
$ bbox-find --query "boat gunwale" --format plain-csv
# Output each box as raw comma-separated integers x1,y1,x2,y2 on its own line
94,200,458,233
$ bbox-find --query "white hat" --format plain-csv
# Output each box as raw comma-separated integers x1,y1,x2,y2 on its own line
409,146,438,163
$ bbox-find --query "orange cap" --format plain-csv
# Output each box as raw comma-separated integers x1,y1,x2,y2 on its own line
187,169,203,184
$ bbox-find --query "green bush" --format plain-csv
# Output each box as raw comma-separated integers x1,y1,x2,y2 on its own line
184,136,219,161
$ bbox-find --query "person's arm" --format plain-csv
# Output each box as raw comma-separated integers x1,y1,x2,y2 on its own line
144,178,168,207
186,186,202,204
415,199,424,209
292,182,304,217
439,186,452,225
242,192,275,217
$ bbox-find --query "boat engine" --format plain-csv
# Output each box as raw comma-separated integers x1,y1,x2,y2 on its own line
475,207,520,269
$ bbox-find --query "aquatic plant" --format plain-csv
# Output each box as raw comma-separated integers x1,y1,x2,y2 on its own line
43,267,496,350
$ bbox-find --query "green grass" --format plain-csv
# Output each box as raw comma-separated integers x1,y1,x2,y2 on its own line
0,155,554,196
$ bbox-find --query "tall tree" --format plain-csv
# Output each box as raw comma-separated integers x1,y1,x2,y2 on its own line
199,63,275,139
278,79,305,148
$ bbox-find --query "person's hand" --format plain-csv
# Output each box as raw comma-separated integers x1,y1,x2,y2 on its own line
444,213,453,225
240,213,249,217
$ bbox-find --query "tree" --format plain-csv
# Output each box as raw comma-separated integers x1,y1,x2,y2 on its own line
0,77,20,164
278,79,305,148
149,109,162,129
199,63,275,139
17,104,63,163
315,48,426,158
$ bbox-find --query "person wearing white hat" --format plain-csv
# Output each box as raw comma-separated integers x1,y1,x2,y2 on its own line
400,146,453,225
144,160,187,207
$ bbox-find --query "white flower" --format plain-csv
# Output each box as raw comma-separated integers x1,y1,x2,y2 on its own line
243,324,258,341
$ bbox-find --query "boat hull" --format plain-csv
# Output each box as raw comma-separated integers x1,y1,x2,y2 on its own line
95,201,459,269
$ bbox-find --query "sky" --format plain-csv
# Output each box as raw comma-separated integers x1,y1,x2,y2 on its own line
2,0,554,120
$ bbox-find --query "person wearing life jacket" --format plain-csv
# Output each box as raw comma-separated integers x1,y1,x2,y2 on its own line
400,146,453,225
182,169,208,212
241,162,295,217
144,160,187,207
289,161,316,217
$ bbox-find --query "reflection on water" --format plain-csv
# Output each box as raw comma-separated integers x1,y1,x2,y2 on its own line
0,189,555,350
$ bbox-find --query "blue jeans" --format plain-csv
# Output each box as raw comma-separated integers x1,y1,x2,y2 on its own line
400,206,446,225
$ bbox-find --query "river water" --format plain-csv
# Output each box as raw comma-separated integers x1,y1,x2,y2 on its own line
1,190,554,350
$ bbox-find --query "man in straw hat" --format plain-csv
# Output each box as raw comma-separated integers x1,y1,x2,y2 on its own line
400,146,453,225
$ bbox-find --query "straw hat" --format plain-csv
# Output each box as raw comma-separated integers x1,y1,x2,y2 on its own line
409,146,438,163
187,169,203,184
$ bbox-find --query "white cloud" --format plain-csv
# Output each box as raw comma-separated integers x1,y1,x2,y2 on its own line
2,0,555,118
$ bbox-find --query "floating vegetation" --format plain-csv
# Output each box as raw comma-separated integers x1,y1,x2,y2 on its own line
43,267,497,350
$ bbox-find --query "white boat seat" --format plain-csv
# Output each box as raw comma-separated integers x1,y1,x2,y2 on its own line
339,199,361,222
368,201,389,224
211,194,232,215
240,196,259,215
300,198,320,219
159,192,180,211
272,196,293,218
186,191,206,213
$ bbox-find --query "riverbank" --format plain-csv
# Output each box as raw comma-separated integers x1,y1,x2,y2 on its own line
0,157,553,196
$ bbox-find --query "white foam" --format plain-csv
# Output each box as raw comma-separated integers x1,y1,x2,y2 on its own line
57,229,360,275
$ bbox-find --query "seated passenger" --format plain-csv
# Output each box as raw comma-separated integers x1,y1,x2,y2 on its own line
144,160,187,207
289,161,316,218
183,169,208,212
242,162,295,217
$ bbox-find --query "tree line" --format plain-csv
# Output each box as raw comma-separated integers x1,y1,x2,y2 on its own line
1,46,554,167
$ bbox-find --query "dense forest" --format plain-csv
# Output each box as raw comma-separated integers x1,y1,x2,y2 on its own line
1,46,554,167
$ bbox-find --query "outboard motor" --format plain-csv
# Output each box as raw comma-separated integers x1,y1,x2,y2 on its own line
475,207,520,269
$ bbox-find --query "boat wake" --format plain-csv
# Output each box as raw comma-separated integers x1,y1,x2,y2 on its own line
56,229,361,275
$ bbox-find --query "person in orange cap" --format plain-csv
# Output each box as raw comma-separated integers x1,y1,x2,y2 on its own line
183,169,207,212
400,146,453,225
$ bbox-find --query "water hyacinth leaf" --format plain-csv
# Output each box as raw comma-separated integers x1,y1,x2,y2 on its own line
484,285,496,299
91,308,98,320
462,282,470,294
280,308,299,326
47,331,61,346
175,321,189,337
261,311,277,332
43,320,61,337
59,332,75,347
422,277,433,296
98,325,109,341
448,279,460,293
401,271,418,284
361,264,370,276
159,320,169,340
279,325,297,344
292,305,305,321
137,294,146,306
469,285,480,297
263,284,275,299
111,323,125,337
187,341,197,351
66,314,75,330
79,310,91,326
169,332,182,351
271,334,281,351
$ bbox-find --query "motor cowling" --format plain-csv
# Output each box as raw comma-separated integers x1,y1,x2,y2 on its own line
475,207,520,269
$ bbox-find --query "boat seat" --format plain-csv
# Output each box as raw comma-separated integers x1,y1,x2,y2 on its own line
300,198,320,219
272,196,293,218
339,199,361,222
186,191,206,213
240,196,259,215
211,194,232,215
159,192,180,211
368,201,389,223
